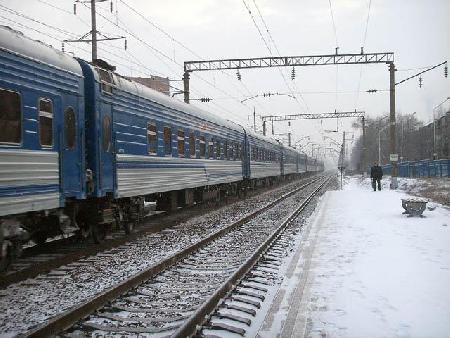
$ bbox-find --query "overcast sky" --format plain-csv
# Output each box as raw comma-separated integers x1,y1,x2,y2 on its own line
1,0,449,162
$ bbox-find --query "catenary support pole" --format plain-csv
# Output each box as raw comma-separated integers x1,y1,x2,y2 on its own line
183,71,190,104
389,62,398,189
91,0,97,61
362,116,366,175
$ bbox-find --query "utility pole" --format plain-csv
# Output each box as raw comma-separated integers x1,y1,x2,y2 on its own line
183,71,190,104
362,116,366,175
389,63,398,189
253,107,256,132
288,132,291,147
262,120,266,136
67,0,125,63
90,0,97,61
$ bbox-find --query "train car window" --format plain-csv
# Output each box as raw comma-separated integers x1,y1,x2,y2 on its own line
164,127,172,155
224,141,229,160
208,139,214,159
238,143,242,160
98,69,114,94
64,107,76,149
39,98,53,147
102,115,112,152
0,88,21,144
147,122,157,154
216,140,221,159
199,135,206,158
177,129,185,157
189,132,196,158
234,143,239,160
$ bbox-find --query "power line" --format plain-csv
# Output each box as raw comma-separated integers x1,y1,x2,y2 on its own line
327,0,339,47
90,2,254,119
0,8,240,121
117,0,266,113
241,0,272,54
252,0,310,113
243,0,308,112
354,0,372,108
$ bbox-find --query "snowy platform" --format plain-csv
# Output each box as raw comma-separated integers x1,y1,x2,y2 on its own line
259,176,450,337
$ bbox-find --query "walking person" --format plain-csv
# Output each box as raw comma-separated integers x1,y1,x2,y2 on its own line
370,162,383,191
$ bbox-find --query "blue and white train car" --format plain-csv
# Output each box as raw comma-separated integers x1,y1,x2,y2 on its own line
78,58,248,209
247,131,282,180
283,147,299,175
0,26,86,255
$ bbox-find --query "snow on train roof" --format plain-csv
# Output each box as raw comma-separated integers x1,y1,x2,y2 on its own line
0,26,83,76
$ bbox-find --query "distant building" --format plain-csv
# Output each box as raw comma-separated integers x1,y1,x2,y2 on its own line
127,76,170,96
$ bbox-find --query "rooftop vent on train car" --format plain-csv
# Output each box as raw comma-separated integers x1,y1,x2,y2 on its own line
93,59,115,94
93,59,116,71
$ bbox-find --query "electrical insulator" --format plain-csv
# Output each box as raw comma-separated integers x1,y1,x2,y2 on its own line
291,67,295,80
236,70,241,81
61,42,65,52
73,3,77,15
110,0,113,12
419,76,423,88
124,39,127,50
445,64,448,78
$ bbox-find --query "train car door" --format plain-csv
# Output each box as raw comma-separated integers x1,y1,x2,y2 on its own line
62,100,84,198
99,103,114,194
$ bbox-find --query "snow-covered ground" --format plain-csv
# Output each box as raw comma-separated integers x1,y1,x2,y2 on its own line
396,176,450,206
295,176,450,337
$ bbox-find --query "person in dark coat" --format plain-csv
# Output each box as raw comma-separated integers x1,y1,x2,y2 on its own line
370,162,383,191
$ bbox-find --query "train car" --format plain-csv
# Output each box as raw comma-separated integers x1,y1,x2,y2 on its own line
298,153,308,173
246,131,282,183
0,26,86,268
282,146,300,176
76,58,249,232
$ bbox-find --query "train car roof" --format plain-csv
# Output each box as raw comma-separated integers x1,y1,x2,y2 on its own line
0,26,83,76
78,60,245,134
245,128,283,147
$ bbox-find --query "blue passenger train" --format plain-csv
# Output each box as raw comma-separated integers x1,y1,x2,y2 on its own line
0,26,323,269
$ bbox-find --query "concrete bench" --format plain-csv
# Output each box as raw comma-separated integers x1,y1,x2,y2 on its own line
401,198,428,217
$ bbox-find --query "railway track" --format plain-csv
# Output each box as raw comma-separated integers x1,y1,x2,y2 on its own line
0,176,312,289
18,175,332,338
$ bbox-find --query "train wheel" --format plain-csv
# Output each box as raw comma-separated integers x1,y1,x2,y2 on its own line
74,219,90,242
91,223,106,244
122,221,135,235
0,241,12,272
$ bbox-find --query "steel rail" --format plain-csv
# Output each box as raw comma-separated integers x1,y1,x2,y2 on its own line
173,176,332,337
22,176,322,338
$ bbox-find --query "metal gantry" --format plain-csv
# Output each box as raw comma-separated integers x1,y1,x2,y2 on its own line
260,111,366,174
261,110,365,122
184,52,394,73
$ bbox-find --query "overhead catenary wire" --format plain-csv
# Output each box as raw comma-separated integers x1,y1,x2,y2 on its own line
252,0,310,113
243,0,309,113
88,2,254,121
0,7,237,119
327,0,340,112
354,0,372,108
116,0,267,113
